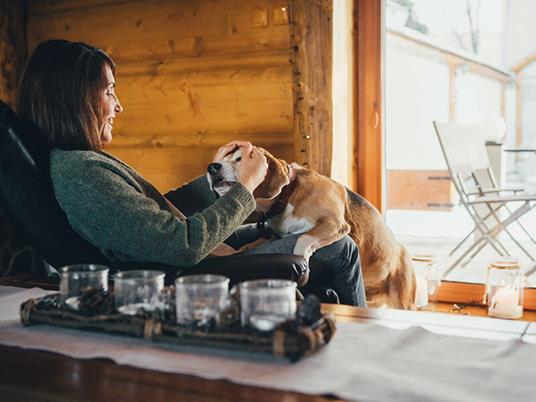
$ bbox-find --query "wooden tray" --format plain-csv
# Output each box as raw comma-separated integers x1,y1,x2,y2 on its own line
20,292,336,362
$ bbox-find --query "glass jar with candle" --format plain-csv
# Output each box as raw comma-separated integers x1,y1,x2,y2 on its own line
411,254,441,308
114,270,165,315
485,257,524,319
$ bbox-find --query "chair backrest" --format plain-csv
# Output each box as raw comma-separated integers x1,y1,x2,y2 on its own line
0,100,108,268
433,121,491,176
433,121,501,221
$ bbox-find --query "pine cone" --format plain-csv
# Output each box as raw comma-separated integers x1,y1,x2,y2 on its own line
78,287,113,315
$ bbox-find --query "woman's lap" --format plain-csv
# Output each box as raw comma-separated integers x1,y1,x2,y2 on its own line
240,233,367,307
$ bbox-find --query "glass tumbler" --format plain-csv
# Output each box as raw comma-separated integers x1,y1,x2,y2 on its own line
239,279,297,331
175,275,230,326
485,257,524,319
59,264,109,304
411,254,441,307
114,270,165,315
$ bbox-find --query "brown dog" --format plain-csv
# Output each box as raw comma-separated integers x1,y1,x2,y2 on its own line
207,147,416,309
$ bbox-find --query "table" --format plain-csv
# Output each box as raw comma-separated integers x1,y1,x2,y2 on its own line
1,277,534,401
0,345,336,402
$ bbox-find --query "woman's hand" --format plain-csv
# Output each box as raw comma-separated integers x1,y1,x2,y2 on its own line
213,140,253,163
237,146,268,193
212,141,268,193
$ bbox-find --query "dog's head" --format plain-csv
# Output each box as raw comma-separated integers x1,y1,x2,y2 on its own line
207,147,291,200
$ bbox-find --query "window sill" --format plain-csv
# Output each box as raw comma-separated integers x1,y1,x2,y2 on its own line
429,280,536,313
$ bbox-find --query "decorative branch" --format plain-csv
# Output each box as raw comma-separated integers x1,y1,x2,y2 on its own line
465,0,481,54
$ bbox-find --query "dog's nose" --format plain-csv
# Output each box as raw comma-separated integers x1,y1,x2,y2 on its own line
208,163,222,175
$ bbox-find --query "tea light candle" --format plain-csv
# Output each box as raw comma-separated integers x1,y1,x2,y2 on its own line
489,287,523,319
415,275,428,308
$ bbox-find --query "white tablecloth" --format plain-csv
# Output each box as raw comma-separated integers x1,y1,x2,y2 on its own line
1,286,535,402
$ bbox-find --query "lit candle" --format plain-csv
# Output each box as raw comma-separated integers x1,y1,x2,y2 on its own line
415,275,428,308
489,286,523,319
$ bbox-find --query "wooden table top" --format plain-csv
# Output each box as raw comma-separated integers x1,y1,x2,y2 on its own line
0,345,338,402
1,277,534,401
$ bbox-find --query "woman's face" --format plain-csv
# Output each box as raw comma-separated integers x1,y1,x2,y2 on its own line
99,64,123,145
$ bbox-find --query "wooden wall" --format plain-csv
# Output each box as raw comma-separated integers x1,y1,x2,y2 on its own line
289,0,332,174
26,0,296,192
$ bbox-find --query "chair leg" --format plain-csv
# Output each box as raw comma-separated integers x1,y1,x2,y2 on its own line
504,227,535,260
505,203,536,244
443,234,488,276
489,202,535,260
525,261,536,277
476,203,534,259
461,236,505,268
449,227,477,257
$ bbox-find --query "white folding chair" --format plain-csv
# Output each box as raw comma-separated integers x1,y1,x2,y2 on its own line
433,121,536,276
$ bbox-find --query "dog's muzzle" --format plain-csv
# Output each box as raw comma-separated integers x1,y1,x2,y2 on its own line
208,163,222,175
207,162,236,197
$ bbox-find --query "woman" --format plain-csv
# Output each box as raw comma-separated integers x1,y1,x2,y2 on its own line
17,39,366,306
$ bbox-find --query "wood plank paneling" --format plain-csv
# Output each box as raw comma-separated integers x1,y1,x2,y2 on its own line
111,65,292,140
27,0,291,62
289,0,332,175
27,0,295,187
110,144,294,192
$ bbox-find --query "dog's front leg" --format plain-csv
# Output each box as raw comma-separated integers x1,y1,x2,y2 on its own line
293,218,350,261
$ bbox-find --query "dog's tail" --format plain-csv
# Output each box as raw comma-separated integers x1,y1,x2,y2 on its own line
388,246,417,310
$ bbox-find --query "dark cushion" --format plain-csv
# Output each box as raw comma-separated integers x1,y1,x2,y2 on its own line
0,101,109,268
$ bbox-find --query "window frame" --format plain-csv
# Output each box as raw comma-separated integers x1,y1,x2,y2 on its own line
352,0,536,311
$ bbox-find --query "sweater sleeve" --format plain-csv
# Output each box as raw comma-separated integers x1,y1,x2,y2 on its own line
51,156,255,267
164,175,217,216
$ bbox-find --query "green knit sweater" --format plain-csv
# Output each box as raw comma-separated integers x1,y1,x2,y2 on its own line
50,149,255,267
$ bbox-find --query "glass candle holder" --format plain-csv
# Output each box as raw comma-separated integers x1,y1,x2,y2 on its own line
175,274,230,326
114,270,165,315
485,257,524,319
59,264,109,304
239,279,297,332
411,254,441,308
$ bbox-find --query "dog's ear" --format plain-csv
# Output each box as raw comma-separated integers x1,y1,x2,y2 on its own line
253,148,290,199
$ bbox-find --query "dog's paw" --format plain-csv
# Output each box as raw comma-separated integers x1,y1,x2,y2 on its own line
293,235,317,262
302,253,312,264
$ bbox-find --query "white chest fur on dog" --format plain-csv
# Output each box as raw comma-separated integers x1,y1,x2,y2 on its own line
269,204,314,237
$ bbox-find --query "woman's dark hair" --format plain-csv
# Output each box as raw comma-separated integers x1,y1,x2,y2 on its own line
17,39,115,151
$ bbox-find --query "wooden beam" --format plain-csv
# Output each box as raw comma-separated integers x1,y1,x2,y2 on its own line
511,49,536,73
447,56,459,122
289,0,333,175
117,50,292,76
353,0,382,211
388,28,511,83
516,74,523,147
500,82,506,121
0,0,27,109
107,131,293,150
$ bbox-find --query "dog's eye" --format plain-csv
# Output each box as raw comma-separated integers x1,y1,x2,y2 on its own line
235,157,242,162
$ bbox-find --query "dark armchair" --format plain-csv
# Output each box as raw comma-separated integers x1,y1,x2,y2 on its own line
0,100,338,302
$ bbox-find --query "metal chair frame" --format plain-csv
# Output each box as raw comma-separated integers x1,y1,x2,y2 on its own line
433,121,536,276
